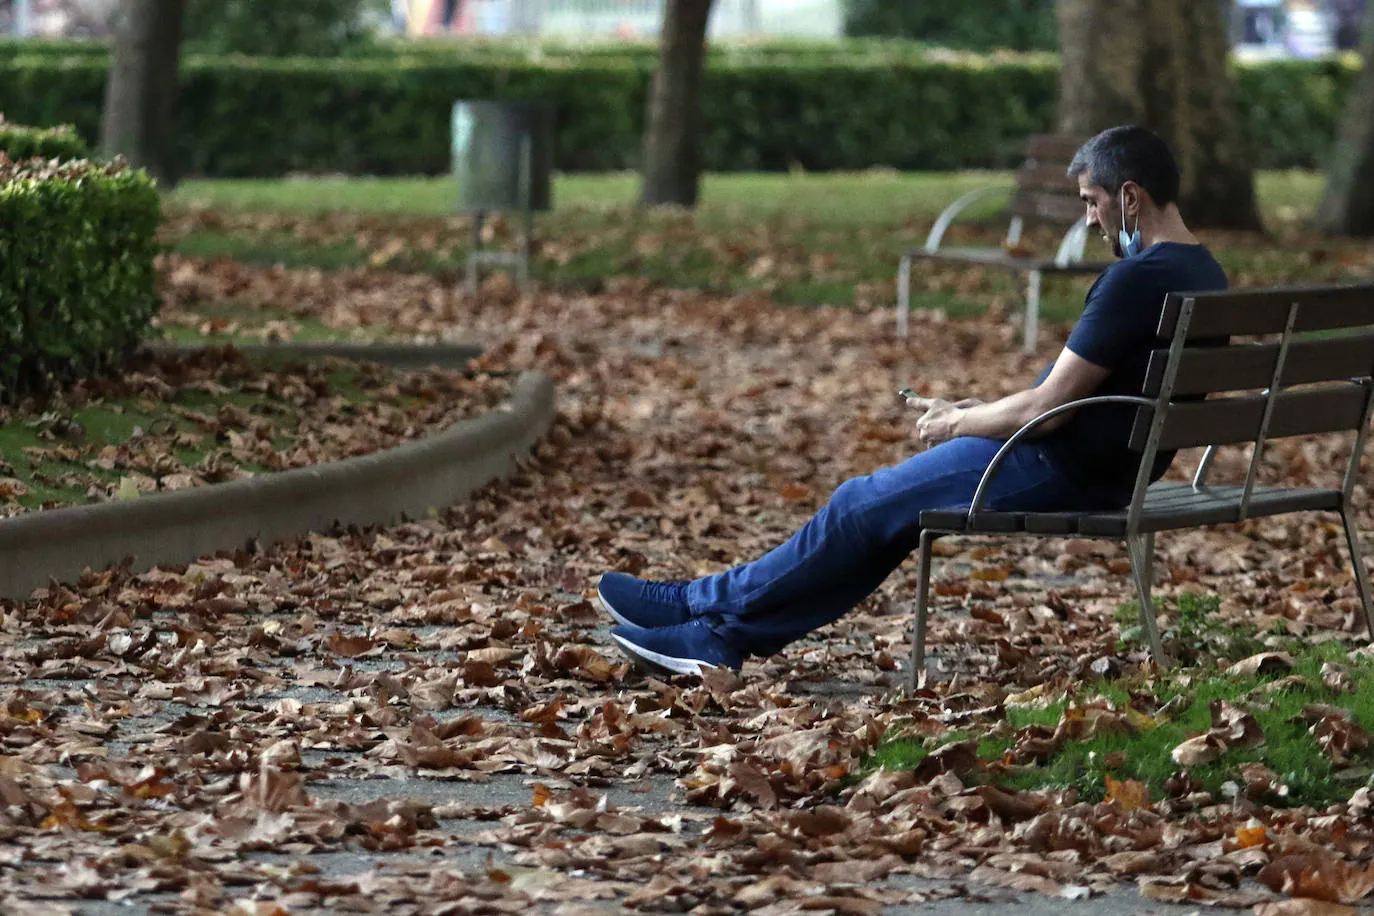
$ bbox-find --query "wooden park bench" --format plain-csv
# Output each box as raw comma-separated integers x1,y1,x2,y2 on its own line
907,283,1374,688
896,134,1113,354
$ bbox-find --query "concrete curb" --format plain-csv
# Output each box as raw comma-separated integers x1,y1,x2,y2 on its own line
0,369,556,600
145,340,486,370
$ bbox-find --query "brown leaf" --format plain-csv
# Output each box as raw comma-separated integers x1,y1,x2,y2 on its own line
1227,652,1294,677
974,785,1045,823
1172,732,1226,766
324,633,377,658
1254,902,1357,916
1258,854,1374,904
913,740,980,783
1105,774,1150,811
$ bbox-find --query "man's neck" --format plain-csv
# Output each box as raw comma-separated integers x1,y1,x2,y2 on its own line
1142,204,1199,249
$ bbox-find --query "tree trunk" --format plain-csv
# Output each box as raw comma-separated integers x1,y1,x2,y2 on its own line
1056,0,1261,230
100,0,186,188
639,0,714,208
1316,3,1374,236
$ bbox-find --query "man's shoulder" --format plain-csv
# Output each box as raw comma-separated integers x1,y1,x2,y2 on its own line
1100,244,1225,289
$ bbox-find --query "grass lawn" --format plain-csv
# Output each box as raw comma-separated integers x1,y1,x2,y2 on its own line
161,170,1366,340
167,170,1328,225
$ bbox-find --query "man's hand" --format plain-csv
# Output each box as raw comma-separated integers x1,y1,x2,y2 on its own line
904,396,982,449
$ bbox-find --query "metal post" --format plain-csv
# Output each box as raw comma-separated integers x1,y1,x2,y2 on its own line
1341,507,1374,639
15,0,32,36
1023,270,1041,355
896,253,912,339
467,210,484,297
1127,534,1170,666
908,530,936,691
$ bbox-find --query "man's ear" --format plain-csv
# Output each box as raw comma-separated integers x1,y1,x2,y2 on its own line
1121,180,1144,219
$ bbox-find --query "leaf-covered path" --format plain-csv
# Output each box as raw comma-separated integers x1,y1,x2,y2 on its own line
4,260,1374,914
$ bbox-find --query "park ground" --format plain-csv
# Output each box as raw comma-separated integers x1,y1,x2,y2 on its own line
3,170,1374,914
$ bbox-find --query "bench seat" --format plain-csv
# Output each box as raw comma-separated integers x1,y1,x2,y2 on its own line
910,246,1110,276
921,483,1344,537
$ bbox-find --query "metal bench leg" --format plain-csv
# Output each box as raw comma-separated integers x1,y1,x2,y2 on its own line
908,529,936,691
1127,534,1171,667
897,252,912,340
1340,507,1374,638
1023,269,1041,355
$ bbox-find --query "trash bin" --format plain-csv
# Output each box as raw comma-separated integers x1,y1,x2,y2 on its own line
451,100,554,296
452,100,553,214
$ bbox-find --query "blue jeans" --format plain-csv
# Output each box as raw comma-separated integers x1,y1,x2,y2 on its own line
684,437,1124,658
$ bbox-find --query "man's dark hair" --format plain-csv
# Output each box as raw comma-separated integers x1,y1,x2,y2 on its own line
1067,126,1181,206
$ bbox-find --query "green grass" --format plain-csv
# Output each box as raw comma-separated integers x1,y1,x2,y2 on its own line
871,629,1374,808
168,171,1016,223
154,300,373,346
163,171,1347,322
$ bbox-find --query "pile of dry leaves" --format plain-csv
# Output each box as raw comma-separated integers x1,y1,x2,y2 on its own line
1,251,1373,913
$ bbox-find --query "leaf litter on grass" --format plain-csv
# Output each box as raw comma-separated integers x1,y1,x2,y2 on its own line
3,249,1374,911
0,345,511,515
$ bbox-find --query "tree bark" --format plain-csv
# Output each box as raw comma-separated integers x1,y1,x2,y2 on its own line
639,0,714,208
100,0,186,188
1056,0,1261,230
1317,3,1374,236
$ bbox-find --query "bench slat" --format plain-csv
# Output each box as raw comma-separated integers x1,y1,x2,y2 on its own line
1010,190,1083,224
1129,383,1369,451
1143,332,1374,396
1014,161,1078,194
1078,485,1342,536
1158,285,1374,339
913,246,1108,273
918,484,1343,537
1024,134,1085,162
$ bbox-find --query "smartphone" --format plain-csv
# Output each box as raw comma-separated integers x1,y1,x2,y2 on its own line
897,388,917,400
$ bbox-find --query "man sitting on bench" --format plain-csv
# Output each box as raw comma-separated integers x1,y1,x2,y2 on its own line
596,125,1230,677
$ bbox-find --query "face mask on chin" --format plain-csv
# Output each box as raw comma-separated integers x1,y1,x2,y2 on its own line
1118,186,1142,258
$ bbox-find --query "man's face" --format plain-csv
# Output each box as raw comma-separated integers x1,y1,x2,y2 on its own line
1078,174,1124,259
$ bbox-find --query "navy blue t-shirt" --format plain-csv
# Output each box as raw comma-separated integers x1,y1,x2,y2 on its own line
1040,242,1228,494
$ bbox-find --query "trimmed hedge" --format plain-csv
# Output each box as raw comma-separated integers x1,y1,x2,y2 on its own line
843,0,1057,51
0,157,160,398
0,119,89,162
0,44,1360,177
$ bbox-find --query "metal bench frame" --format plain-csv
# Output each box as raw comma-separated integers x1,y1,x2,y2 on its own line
907,286,1374,689
897,186,1099,354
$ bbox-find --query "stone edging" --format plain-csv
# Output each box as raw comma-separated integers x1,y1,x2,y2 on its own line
0,365,555,600
146,340,486,370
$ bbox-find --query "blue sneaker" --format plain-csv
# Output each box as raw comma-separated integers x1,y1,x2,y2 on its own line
596,573,691,630
610,620,743,676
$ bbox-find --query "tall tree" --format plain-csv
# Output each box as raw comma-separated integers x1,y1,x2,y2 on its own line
1317,2,1374,236
100,0,187,188
639,0,714,208
1056,0,1261,230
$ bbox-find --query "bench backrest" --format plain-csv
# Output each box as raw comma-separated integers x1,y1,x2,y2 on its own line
1125,284,1374,521
1009,134,1087,226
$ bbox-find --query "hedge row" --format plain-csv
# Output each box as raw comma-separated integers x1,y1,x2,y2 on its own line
0,48,1359,177
0,119,89,162
0,156,160,398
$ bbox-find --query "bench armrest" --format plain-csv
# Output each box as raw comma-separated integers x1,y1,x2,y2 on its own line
924,186,1013,253
966,395,1158,519
1053,220,1092,269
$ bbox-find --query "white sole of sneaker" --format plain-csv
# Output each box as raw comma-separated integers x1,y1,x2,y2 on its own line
595,585,639,629
611,632,717,677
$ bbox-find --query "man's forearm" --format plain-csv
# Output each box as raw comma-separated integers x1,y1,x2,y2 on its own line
952,390,1056,440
